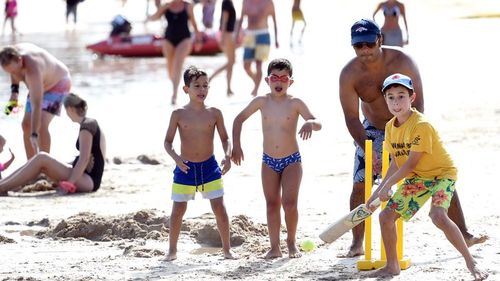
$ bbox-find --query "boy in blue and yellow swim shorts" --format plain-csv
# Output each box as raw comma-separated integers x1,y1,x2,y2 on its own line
171,155,224,202
163,66,236,261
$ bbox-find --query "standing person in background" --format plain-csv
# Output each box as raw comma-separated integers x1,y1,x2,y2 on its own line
0,43,72,160
373,0,409,47
236,0,279,97
3,0,18,35
147,0,202,105
209,0,236,96
290,0,306,44
65,0,81,25
201,0,216,30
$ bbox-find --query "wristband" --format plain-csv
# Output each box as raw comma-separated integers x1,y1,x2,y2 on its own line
11,84,19,93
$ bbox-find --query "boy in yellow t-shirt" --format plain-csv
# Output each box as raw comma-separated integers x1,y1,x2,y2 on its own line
367,74,488,280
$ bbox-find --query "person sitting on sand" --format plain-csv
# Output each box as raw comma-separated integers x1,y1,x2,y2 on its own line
366,74,488,281
232,58,322,259
0,93,106,196
163,65,236,261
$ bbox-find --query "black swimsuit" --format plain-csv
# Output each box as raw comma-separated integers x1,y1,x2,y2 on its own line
72,118,105,191
164,2,191,46
220,0,236,32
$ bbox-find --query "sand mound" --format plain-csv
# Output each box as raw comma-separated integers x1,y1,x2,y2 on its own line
191,214,268,247
0,234,16,244
20,179,56,193
37,209,168,241
36,210,268,247
123,245,164,258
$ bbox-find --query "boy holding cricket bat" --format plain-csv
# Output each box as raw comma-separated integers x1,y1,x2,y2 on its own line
366,74,488,280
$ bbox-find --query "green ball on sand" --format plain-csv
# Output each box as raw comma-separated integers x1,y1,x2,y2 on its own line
300,239,316,252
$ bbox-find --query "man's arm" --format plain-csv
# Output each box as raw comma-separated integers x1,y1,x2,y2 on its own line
235,0,246,39
269,1,279,48
400,53,424,112
339,68,367,150
24,57,44,151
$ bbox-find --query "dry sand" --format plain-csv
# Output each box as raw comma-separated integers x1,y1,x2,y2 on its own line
1,0,500,280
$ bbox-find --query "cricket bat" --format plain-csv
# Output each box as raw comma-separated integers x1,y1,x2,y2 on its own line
319,198,380,243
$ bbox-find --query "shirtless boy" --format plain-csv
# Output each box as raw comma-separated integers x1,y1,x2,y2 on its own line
164,65,236,261
232,58,321,258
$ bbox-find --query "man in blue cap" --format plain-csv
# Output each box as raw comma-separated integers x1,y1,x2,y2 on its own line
338,19,487,257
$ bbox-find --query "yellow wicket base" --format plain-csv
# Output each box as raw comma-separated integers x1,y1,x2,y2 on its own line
357,258,411,271
358,140,412,271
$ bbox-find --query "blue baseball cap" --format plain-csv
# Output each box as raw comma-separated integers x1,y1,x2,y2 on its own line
382,73,414,93
351,19,381,45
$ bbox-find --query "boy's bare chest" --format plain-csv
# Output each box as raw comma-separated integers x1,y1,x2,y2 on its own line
179,114,216,132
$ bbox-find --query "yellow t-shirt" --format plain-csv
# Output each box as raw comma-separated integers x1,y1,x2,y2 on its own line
384,109,457,180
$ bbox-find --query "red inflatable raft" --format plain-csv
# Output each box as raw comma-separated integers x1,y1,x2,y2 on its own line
86,32,222,57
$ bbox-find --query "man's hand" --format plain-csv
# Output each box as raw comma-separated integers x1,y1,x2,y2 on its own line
372,152,382,175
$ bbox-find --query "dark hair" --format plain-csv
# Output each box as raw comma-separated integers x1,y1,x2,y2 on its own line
63,93,88,116
0,46,21,66
267,58,293,77
183,65,208,86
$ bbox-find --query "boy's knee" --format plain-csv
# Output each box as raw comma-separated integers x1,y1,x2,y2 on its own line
429,208,448,227
282,199,297,213
379,209,397,226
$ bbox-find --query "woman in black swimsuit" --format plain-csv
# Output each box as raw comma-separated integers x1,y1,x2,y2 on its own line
0,93,106,195
147,0,202,105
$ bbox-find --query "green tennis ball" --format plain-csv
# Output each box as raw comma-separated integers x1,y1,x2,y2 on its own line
300,239,316,252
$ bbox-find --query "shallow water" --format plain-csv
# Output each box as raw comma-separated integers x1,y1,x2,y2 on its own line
1,0,500,172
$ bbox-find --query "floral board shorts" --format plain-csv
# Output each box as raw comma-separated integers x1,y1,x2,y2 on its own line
385,177,456,221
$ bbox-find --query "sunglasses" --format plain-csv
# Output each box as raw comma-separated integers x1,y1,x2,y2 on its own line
353,41,378,50
268,74,291,83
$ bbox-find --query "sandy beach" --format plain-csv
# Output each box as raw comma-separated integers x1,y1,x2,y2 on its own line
1,0,500,280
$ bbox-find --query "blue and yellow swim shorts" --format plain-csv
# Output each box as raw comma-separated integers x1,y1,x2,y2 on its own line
171,155,224,202
385,177,456,221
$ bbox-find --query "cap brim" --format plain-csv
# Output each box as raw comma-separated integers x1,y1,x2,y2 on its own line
381,82,414,93
351,34,378,45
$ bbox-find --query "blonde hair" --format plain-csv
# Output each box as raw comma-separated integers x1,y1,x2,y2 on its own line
63,93,88,117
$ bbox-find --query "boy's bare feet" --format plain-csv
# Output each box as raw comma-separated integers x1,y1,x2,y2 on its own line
263,248,282,259
465,234,489,248
165,250,177,261
467,262,489,281
367,266,400,278
288,243,302,258
337,244,364,258
223,250,238,260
